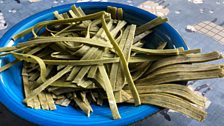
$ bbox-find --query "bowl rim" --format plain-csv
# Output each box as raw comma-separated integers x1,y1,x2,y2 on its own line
0,2,187,126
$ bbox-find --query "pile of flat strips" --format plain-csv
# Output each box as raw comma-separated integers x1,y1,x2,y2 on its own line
0,5,223,121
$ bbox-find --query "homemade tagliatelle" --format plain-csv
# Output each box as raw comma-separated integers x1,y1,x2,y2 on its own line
0,5,223,121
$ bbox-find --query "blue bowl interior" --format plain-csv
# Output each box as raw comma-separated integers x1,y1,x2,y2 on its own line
0,2,187,126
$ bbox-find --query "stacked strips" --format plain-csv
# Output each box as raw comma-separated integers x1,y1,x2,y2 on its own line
0,5,223,121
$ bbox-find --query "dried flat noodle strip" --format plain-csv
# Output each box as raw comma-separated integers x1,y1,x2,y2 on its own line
96,65,121,119
24,66,72,102
66,47,98,81
135,17,168,35
137,69,224,84
17,37,112,48
101,14,141,105
73,93,91,117
128,93,207,121
149,51,223,73
125,84,206,107
12,11,110,40
37,92,49,110
147,64,223,78
12,53,47,82
132,46,183,55
22,66,34,108
0,60,19,72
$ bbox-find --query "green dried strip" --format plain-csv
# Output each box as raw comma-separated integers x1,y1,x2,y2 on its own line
110,26,130,90
61,98,71,106
45,93,56,110
29,71,39,81
97,65,121,119
30,56,157,66
53,11,64,20
96,96,104,106
125,84,206,107
148,64,223,78
68,10,78,18
55,98,65,105
85,22,92,38
51,52,78,59
149,51,222,72
12,53,47,82
26,65,39,73
117,8,123,20
117,24,135,84
89,92,97,102
110,21,127,38
0,60,19,72
128,93,207,121
71,6,82,17
36,65,54,84
57,65,66,71
32,96,41,109
55,24,77,36
62,13,70,19
77,79,93,88
0,46,17,52
77,7,86,16
80,92,93,112
71,6,90,27
91,19,101,27
87,65,98,78
66,47,98,81
26,44,49,55
121,90,132,102
115,30,123,43
136,42,167,77
133,41,144,47
0,46,32,56
72,50,103,84
107,6,117,19
114,25,136,102
51,88,76,95
22,66,34,108
23,72,41,109
132,62,151,81
73,93,91,117
66,66,81,81
157,42,167,49
93,20,113,41
55,98,71,107
45,25,59,33
50,80,97,89
102,15,141,105
129,61,150,73
50,80,79,88
134,31,152,43
70,20,111,81
132,46,183,55
83,21,114,79
137,69,224,84
51,94,65,99
71,45,90,56
37,92,49,110
181,48,201,54
135,17,168,35
24,65,72,103
12,11,110,40
17,37,112,48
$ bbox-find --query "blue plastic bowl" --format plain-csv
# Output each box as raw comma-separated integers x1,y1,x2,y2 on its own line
0,2,187,126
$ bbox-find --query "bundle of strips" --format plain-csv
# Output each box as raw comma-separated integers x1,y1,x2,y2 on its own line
0,5,223,121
